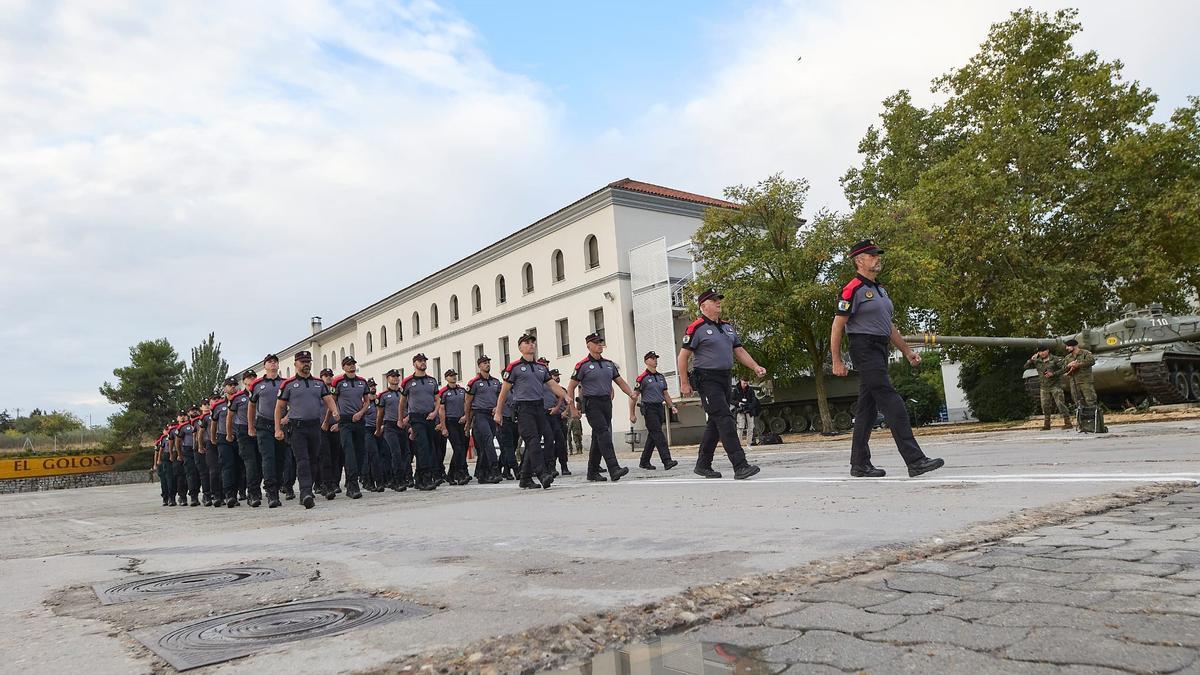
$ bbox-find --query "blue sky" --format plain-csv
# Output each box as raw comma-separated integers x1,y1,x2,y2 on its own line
1,0,1197,424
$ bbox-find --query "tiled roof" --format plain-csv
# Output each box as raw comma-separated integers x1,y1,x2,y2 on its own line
608,178,739,209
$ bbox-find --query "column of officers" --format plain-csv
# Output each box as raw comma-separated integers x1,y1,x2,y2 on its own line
151,312,753,510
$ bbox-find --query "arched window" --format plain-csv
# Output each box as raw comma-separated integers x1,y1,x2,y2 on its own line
552,249,565,282
522,262,534,294
395,319,403,342
366,332,373,353
496,275,507,304
380,325,387,348
450,295,459,321
349,343,355,357
330,351,336,367
340,347,345,361
323,354,328,369
471,285,482,313
287,366,291,376
585,234,600,269
412,311,421,336
430,303,439,330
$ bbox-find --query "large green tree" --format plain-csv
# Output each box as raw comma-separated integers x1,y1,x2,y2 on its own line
180,332,229,408
690,174,851,431
100,338,184,447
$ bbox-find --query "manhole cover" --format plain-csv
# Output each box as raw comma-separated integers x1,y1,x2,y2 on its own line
94,566,290,605
132,595,428,671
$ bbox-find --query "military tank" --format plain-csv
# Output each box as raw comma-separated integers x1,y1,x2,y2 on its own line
904,304,1200,407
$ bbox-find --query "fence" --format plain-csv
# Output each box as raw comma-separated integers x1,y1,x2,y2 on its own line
0,429,112,454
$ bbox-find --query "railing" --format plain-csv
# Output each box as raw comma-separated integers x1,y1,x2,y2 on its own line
669,275,693,310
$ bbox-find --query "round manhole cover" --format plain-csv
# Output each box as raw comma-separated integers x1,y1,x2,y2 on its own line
95,566,288,604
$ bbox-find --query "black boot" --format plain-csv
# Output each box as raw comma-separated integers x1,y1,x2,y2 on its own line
908,457,945,477
663,459,679,470
267,491,282,508
609,466,629,482
346,480,362,499
226,496,239,508
694,466,722,479
850,464,886,478
282,487,296,500
734,464,761,480
639,462,657,470
587,472,608,482
301,492,315,509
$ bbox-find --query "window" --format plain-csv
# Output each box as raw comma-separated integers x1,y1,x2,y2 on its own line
450,295,459,321
322,355,328,369
552,249,565,282
380,326,388,348
431,358,441,379
412,311,421,336
526,327,537,342
499,336,510,365
340,347,345,361
590,307,605,341
330,351,336,367
349,343,355,357
585,234,600,269
495,275,507,304
474,343,484,363
522,262,534,294
452,351,462,377
366,332,373,353
430,303,439,330
395,318,403,342
556,318,570,356
471,285,482,313
399,367,405,380
287,366,292,376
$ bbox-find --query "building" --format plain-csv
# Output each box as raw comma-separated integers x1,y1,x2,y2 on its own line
241,179,735,445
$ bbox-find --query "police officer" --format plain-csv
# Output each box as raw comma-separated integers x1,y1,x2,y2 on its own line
1025,348,1072,429
247,355,288,506
358,379,387,491
566,335,635,481
169,411,187,504
438,369,472,485
539,367,569,477
400,353,442,491
318,367,341,497
375,368,410,491
497,391,520,480
1063,339,1098,408
204,394,226,506
330,356,368,500
155,424,175,506
677,289,764,480
194,400,215,506
274,351,339,509
633,351,679,471
494,334,565,490
465,356,503,484
211,378,241,506
831,240,944,478
227,370,262,507
176,406,202,506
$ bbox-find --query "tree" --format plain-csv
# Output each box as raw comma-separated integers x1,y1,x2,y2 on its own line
958,349,1035,422
37,410,85,436
100,338,184,447
0,410,11,432
690,174,852,432
180,332,229,408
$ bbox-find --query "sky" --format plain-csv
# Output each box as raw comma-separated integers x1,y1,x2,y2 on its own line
2,0,1197,424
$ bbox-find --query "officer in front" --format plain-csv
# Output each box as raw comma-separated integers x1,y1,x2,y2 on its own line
330,355,368,499
632,351,679,471
568,333,637,482
464,355,503,484
676,289,763,480
274,351,339,509
375,368,410,491
212,378,241,506
400,353,442,491
830,239,944,478
247,354,288,506
438,369,472,485
494,333,565,490
229,370,263,507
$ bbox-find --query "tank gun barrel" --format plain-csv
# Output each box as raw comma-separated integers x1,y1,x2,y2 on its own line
903,334,1060,350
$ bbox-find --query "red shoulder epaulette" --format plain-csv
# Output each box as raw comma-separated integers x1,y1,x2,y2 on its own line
840,277,864,301
573,356,591,371
330,374,346,386
685,317,705,336
437,385,449,396
400,374,415,388
505,359,522,373
466,375,481,388
635,369,649,384
250,376,264,388
279,376,297,388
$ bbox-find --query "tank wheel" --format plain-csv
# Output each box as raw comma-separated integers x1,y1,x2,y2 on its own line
1189,371,1200,402
833,409,853,431
1171,370,1190,402
765,414,790,435
788,411,811,433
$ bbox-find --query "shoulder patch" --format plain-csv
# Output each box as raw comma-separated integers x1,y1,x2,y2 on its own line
684,318,705,336
400,375,414,389
573,357,591,371
505,359,522,373
840,277,864,301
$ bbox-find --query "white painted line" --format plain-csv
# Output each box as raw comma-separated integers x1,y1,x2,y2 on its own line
68,519,97,525
623,473,1200,486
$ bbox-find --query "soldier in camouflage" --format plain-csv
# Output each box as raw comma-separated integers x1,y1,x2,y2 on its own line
1063,339,1098,408
1024,348,1072,430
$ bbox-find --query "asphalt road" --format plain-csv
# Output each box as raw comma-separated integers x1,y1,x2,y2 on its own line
1,420,1197,673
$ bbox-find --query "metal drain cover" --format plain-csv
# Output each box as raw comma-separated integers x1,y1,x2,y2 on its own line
132,595,428,671
94,566,291,605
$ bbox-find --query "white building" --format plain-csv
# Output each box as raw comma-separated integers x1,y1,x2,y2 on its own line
241,179,734,445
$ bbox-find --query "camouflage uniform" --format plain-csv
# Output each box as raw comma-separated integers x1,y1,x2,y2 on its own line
568,417,584,455
1024,353,1070,428
1064,348,1098,407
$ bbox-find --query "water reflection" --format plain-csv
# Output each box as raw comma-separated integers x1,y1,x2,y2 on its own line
547,636,776,675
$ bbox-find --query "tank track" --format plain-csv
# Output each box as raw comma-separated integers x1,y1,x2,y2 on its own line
1134,361,1188,404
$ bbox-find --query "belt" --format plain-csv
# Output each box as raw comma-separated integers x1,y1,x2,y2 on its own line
583,394,609,400
291,419,321,426
848,333,890,344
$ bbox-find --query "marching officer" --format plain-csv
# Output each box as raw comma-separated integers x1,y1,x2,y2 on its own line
567,334,637,482
438,369,472,485
498,392,520,480
177,406,202,506
318,366,341,497
204,394,226,506
546,368,571,476
400,353,442,491
194,400,215,506
830,240,944,478
677,288,763,480
212,377,241,507
170,411,187,504
330,355,368,500
1063,338,1098,408
494,333,565,490
632,351,679,471
464,355,503,484
375,368,411,491
247,355,289,506
274,351,339,509
359,379,387,491
229,370,263,507
1024,348,1072,429
154,424,175,506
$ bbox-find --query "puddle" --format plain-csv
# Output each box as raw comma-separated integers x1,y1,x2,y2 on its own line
543,636,778,674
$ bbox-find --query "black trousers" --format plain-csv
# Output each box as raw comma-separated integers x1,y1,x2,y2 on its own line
360,431,386,484
337,415,363,485
383,423,412,483
584,396,620,474
434,430,448,479
205,439,223,500
236,425,262,497
288,419,319,496
279,434,295,491
499,415,519,470
254,417,279,493
173,454,186,501
695,369,749,471
848,336,926,467
639,402,673,465
218,438,240,499
179,445,200,498
544,412,568,473
158,458,174,502
408,413,439,483
318,427,342,488
515,400,548,479
471,414,499,478
195,442,211,498
446,419,470,479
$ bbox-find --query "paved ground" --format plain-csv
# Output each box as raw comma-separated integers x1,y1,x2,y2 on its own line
0,420,1197,673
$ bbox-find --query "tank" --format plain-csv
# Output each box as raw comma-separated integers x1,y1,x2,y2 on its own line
754,373,864,435
904,304,1200,406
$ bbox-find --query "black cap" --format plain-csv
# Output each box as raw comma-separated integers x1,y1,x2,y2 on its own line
585,333,604,344
444,368,457,377
536,357,550,365
188,404,200,411
295,350,312,362
177,409,186,415
849,239,884,257
223,376,237,386
385,368,401,378
263,353,279,363
644,351,659,360
697,288,724,304
476,354,491,364
342,355,356,365
319,367,335,377
518,333,536,345
366,378,377,389
1065,338,1079,347
242,369,256,379
413,353,427,362
549,368,560,376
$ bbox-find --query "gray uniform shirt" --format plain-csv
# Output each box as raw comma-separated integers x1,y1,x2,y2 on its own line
503,358,550,402
278,375,333,421
249,376,284,421
363,397,377,426
635,370,668,404
230,391,251,427
402,375,440,416
572,356,619,397
542,384,560,411
180,420,196,447
467,375,501,412
212,399,231,435
439,385,466,419
377,388,403,422
681,317,743,370
503,393,516,418
836,275,893,337
332,374,368,417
